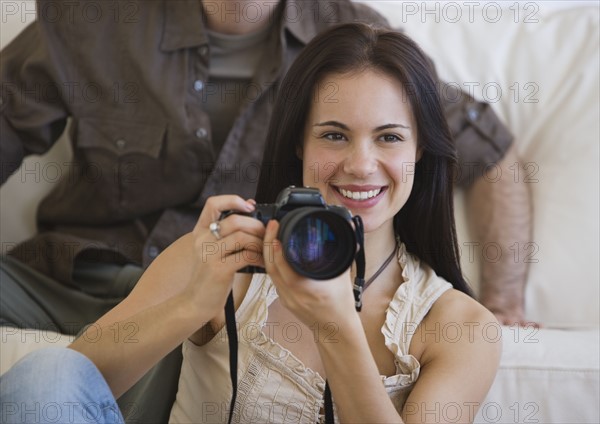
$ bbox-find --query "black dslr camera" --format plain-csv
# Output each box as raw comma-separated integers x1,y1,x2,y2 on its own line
221,186,358,280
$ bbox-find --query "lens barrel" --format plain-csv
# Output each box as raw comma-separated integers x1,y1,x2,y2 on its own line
277,207,356,280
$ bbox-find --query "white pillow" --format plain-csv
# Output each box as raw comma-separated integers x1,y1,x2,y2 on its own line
361,2,599,327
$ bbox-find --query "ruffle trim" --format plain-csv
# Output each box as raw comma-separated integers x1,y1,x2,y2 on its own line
381,239,452,381
381,241,421,382
246,328,326,398
242,273,326,398
381,241,414,354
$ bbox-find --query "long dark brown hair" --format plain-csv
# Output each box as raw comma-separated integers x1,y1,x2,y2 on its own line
255,23,471,295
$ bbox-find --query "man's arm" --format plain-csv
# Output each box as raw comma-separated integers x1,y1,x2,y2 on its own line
1,20,69,185
466,144,533,325
436,79,533,325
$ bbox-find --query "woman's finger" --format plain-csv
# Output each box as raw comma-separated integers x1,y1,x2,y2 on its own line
263,220,286,282
197,231,263,264
214,214,267,241
194,195,255,234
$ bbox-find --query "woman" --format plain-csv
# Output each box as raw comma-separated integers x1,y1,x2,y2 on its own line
1,23,500,423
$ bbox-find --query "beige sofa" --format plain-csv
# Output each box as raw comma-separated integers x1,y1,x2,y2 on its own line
2,1,599,422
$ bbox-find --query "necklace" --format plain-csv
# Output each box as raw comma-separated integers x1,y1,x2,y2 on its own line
362,243,399,292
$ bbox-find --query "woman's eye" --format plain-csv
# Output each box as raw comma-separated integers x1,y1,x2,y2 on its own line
380,134,403,143
323,133,345,141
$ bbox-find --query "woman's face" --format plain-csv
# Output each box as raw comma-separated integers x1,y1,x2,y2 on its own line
301,69,419,234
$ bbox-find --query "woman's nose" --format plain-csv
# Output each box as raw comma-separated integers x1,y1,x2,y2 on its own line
342,142,378,178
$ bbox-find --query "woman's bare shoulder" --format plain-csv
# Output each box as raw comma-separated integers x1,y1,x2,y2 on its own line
410,289,501,362
431,289,497,326
404,290,502,419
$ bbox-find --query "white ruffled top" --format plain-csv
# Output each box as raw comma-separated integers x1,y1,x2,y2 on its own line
168,243,452,423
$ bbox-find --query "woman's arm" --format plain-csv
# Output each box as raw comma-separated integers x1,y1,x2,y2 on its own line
264,221,500,423
263,220,404,422
292,291,501,424
69,196,264,398
401,291,501,424
315,315,405,423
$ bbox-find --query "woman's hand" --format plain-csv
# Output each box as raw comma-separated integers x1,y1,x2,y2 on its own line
185,195,266,320
263,220,357,332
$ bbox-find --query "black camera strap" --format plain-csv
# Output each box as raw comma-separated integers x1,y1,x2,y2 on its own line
351,215,366,312
323,215,367,423
225,291,238,424
223,215,366,424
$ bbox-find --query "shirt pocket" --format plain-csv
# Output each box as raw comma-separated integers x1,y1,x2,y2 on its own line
75,117,167,213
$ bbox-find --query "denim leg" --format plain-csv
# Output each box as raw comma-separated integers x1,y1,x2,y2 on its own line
0,347,124,424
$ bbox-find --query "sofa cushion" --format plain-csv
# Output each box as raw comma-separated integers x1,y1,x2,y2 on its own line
476,327,600,423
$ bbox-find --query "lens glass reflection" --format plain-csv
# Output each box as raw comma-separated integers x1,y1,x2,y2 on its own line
287,216,337,274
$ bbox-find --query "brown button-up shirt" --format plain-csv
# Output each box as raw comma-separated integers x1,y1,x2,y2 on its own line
0,0,512,284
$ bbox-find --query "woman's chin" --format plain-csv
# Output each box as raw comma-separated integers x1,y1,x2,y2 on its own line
359,217,394,237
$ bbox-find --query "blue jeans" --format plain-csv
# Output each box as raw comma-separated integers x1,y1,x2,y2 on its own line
0,255,183,423
0,347,124,424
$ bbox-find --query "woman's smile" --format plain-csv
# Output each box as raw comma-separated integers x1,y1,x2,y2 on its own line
330,184,388,210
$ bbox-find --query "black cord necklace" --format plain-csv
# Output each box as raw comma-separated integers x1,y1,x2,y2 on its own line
362,243,399,292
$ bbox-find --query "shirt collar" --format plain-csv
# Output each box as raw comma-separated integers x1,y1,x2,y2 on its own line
281,0,320,45
161,0,208,51
161,0,319,52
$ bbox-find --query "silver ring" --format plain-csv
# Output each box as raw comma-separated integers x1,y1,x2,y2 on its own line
209,221,222,240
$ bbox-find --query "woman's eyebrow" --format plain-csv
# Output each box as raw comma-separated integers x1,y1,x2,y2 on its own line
374,123,410,131
313,122,410,131
313,121,350,130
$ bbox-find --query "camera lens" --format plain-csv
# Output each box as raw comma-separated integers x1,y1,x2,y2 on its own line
278,208,356,280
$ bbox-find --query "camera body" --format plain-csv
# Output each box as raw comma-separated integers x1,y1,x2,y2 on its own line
221,186,358,280
222,186,351,224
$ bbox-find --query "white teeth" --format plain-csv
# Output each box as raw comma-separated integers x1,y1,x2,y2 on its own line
339,188,381,200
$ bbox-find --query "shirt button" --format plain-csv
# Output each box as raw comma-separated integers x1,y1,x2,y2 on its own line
199,46,209,56
147,245,160,259
115,138,126,150
467,106,479,122
193,80,204,92
195,128,208,139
